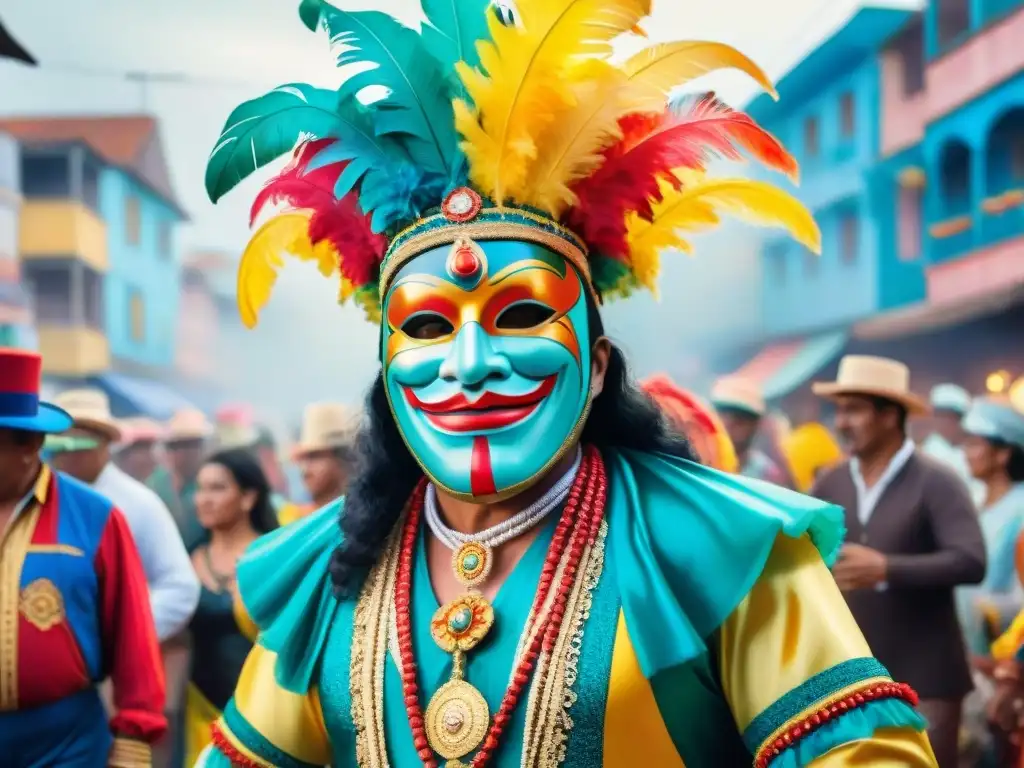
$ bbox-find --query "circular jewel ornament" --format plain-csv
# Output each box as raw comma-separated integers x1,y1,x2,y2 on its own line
452,541,491,588
431,593,494,653
442,187,482,223
424,678,490,761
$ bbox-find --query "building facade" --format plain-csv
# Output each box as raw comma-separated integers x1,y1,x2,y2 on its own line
0,116,187,381
0,130,33,348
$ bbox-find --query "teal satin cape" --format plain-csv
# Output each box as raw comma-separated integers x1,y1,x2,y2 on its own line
237,449,846,693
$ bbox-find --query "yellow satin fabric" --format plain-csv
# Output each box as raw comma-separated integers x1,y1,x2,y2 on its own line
719,534,937,765
232,592,259,643
229,644,332,766
604,612,685,767
277,503,312,527
184,683,221,768
993,610,1024,660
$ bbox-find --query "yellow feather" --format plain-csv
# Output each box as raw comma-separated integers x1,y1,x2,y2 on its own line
625,178,820,292
455,0,651,204
236,212,338,329
623,41,778,111
523,60,638,217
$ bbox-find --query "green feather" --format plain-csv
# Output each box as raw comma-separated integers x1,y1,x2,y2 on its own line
317,7,459,178
205,83,343,203
419,0,492,73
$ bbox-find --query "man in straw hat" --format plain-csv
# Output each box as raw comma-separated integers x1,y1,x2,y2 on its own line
280,403,360,526
710,375,790,486
114,417,164,484
0,349,166,765
811,354,986,766
149,408,213,549
49,389,200,643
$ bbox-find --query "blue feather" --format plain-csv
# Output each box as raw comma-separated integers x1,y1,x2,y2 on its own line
419,0,492,73
316,7,459,179
359,168,448,234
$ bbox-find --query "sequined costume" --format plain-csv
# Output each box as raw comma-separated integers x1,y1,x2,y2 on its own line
195,1,935,765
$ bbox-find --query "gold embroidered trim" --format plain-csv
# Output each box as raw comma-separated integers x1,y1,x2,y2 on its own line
108,736,152,767
0,504,41,711
350,516,404,768
27,544,83,556
522,519,608,767
379,220,594,304
19,578,64,631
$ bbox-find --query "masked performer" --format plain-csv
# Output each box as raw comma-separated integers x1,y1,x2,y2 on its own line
196,1,935,766
641,375,738,473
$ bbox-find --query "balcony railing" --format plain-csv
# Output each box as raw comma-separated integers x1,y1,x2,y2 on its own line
981,189,1024,245
928,215,974,261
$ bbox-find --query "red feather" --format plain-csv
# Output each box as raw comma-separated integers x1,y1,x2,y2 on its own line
249,138,386,286
567,94,797,259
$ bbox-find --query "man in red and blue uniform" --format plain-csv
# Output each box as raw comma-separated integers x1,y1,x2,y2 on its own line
0,348,166,766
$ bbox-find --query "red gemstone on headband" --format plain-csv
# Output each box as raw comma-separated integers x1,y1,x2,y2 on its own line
442,187,482,222
451,244,481,277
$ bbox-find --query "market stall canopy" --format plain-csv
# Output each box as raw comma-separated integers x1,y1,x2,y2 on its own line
728,331,848,401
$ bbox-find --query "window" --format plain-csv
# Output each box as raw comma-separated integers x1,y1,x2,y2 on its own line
20,154,70,198
81,158,100,212
22,263,72,324
894,21,925,96
840,93,856,139
158,220,172,259
804,117,819,158
125,195,141,246
839,211,859,264
129,288,145,342
1013,135,1024,181
897,185,923,261
936,0,970,51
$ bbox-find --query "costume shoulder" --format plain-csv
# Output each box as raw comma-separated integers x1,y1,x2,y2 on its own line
604,449,845,679
236,499,344,693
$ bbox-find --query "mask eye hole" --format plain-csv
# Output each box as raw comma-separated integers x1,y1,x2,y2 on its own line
495,300,556,330
401,312,454,340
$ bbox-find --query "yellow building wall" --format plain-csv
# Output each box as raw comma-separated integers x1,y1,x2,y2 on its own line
38,326,110,376
19,201,109,273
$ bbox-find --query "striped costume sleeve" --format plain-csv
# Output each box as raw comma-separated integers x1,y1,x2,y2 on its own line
202,645,331,768
719,534,937,768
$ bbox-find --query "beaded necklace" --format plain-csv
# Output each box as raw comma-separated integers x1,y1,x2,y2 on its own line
394,445,608,768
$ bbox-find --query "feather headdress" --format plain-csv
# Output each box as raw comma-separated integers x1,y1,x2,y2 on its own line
207,0,819,327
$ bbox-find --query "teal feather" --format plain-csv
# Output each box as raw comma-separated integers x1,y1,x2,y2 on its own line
359,166,448,234
419,0,492,73
317,7,459,179
205,83,345,204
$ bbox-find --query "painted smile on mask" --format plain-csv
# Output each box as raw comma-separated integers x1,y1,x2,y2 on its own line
382,238,592,501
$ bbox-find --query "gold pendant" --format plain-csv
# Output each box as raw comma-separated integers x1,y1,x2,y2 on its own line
425,678,490,760
452,541,491,588
431,593,494,653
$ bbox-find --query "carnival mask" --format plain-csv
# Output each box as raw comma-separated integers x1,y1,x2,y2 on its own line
382,238,592,501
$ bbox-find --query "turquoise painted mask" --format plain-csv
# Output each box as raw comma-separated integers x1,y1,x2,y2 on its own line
381,238,592,500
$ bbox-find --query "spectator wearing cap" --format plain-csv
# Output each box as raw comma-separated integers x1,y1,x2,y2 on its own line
0,349,165,766
709,376,789,485
113,417,164,484
150,409,214,550
281,403,359,525
49,389,200,643
811,355,986,767
923,383,984,506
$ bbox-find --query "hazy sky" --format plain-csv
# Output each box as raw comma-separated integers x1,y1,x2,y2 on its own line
0,0,902,416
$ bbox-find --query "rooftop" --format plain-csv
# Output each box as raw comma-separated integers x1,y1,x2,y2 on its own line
0,114,186,217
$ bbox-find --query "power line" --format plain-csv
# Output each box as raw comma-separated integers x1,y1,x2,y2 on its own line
24,60,271,90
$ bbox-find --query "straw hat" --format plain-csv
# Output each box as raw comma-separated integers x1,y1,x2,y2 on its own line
812,355,930,415
116,417,164,446
164,408,214,443
709,376,766,418
292,403,360,458
52,388,122,442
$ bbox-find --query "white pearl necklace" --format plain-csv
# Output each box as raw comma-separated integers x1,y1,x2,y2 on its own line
424,447,582,552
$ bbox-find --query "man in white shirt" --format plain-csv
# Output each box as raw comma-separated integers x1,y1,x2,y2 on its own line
49,389,200,640
921,383,985,507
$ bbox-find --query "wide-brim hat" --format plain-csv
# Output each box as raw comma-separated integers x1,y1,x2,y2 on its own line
115,417,164,447
164,408,214,444
291,402,360,459
709,375,767,418
813,355,930,415
53,388,122,442
0,348,73,434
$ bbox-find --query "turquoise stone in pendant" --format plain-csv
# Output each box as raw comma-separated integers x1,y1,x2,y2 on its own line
461,553,480,571
448,607,473,634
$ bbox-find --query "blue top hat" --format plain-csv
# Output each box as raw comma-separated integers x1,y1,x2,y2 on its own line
0,347,73,433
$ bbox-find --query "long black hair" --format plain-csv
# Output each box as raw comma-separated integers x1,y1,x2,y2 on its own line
329,296,696,597
202,448,280,534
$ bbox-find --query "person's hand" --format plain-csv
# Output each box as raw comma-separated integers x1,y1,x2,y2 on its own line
972,655,998,677
987,662,1024,734
833,543,888,591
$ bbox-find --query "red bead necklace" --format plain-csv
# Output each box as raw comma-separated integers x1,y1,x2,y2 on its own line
394,445,608,768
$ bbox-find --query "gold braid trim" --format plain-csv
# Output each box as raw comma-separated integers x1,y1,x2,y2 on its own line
350,516,404,768
0,505,42,711
108,736,152,768
523,520,607,767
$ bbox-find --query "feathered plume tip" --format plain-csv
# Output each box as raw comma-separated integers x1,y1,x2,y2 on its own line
206,0,820,327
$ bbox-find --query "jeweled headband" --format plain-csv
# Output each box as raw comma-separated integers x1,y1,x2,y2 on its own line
204,0,821,328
